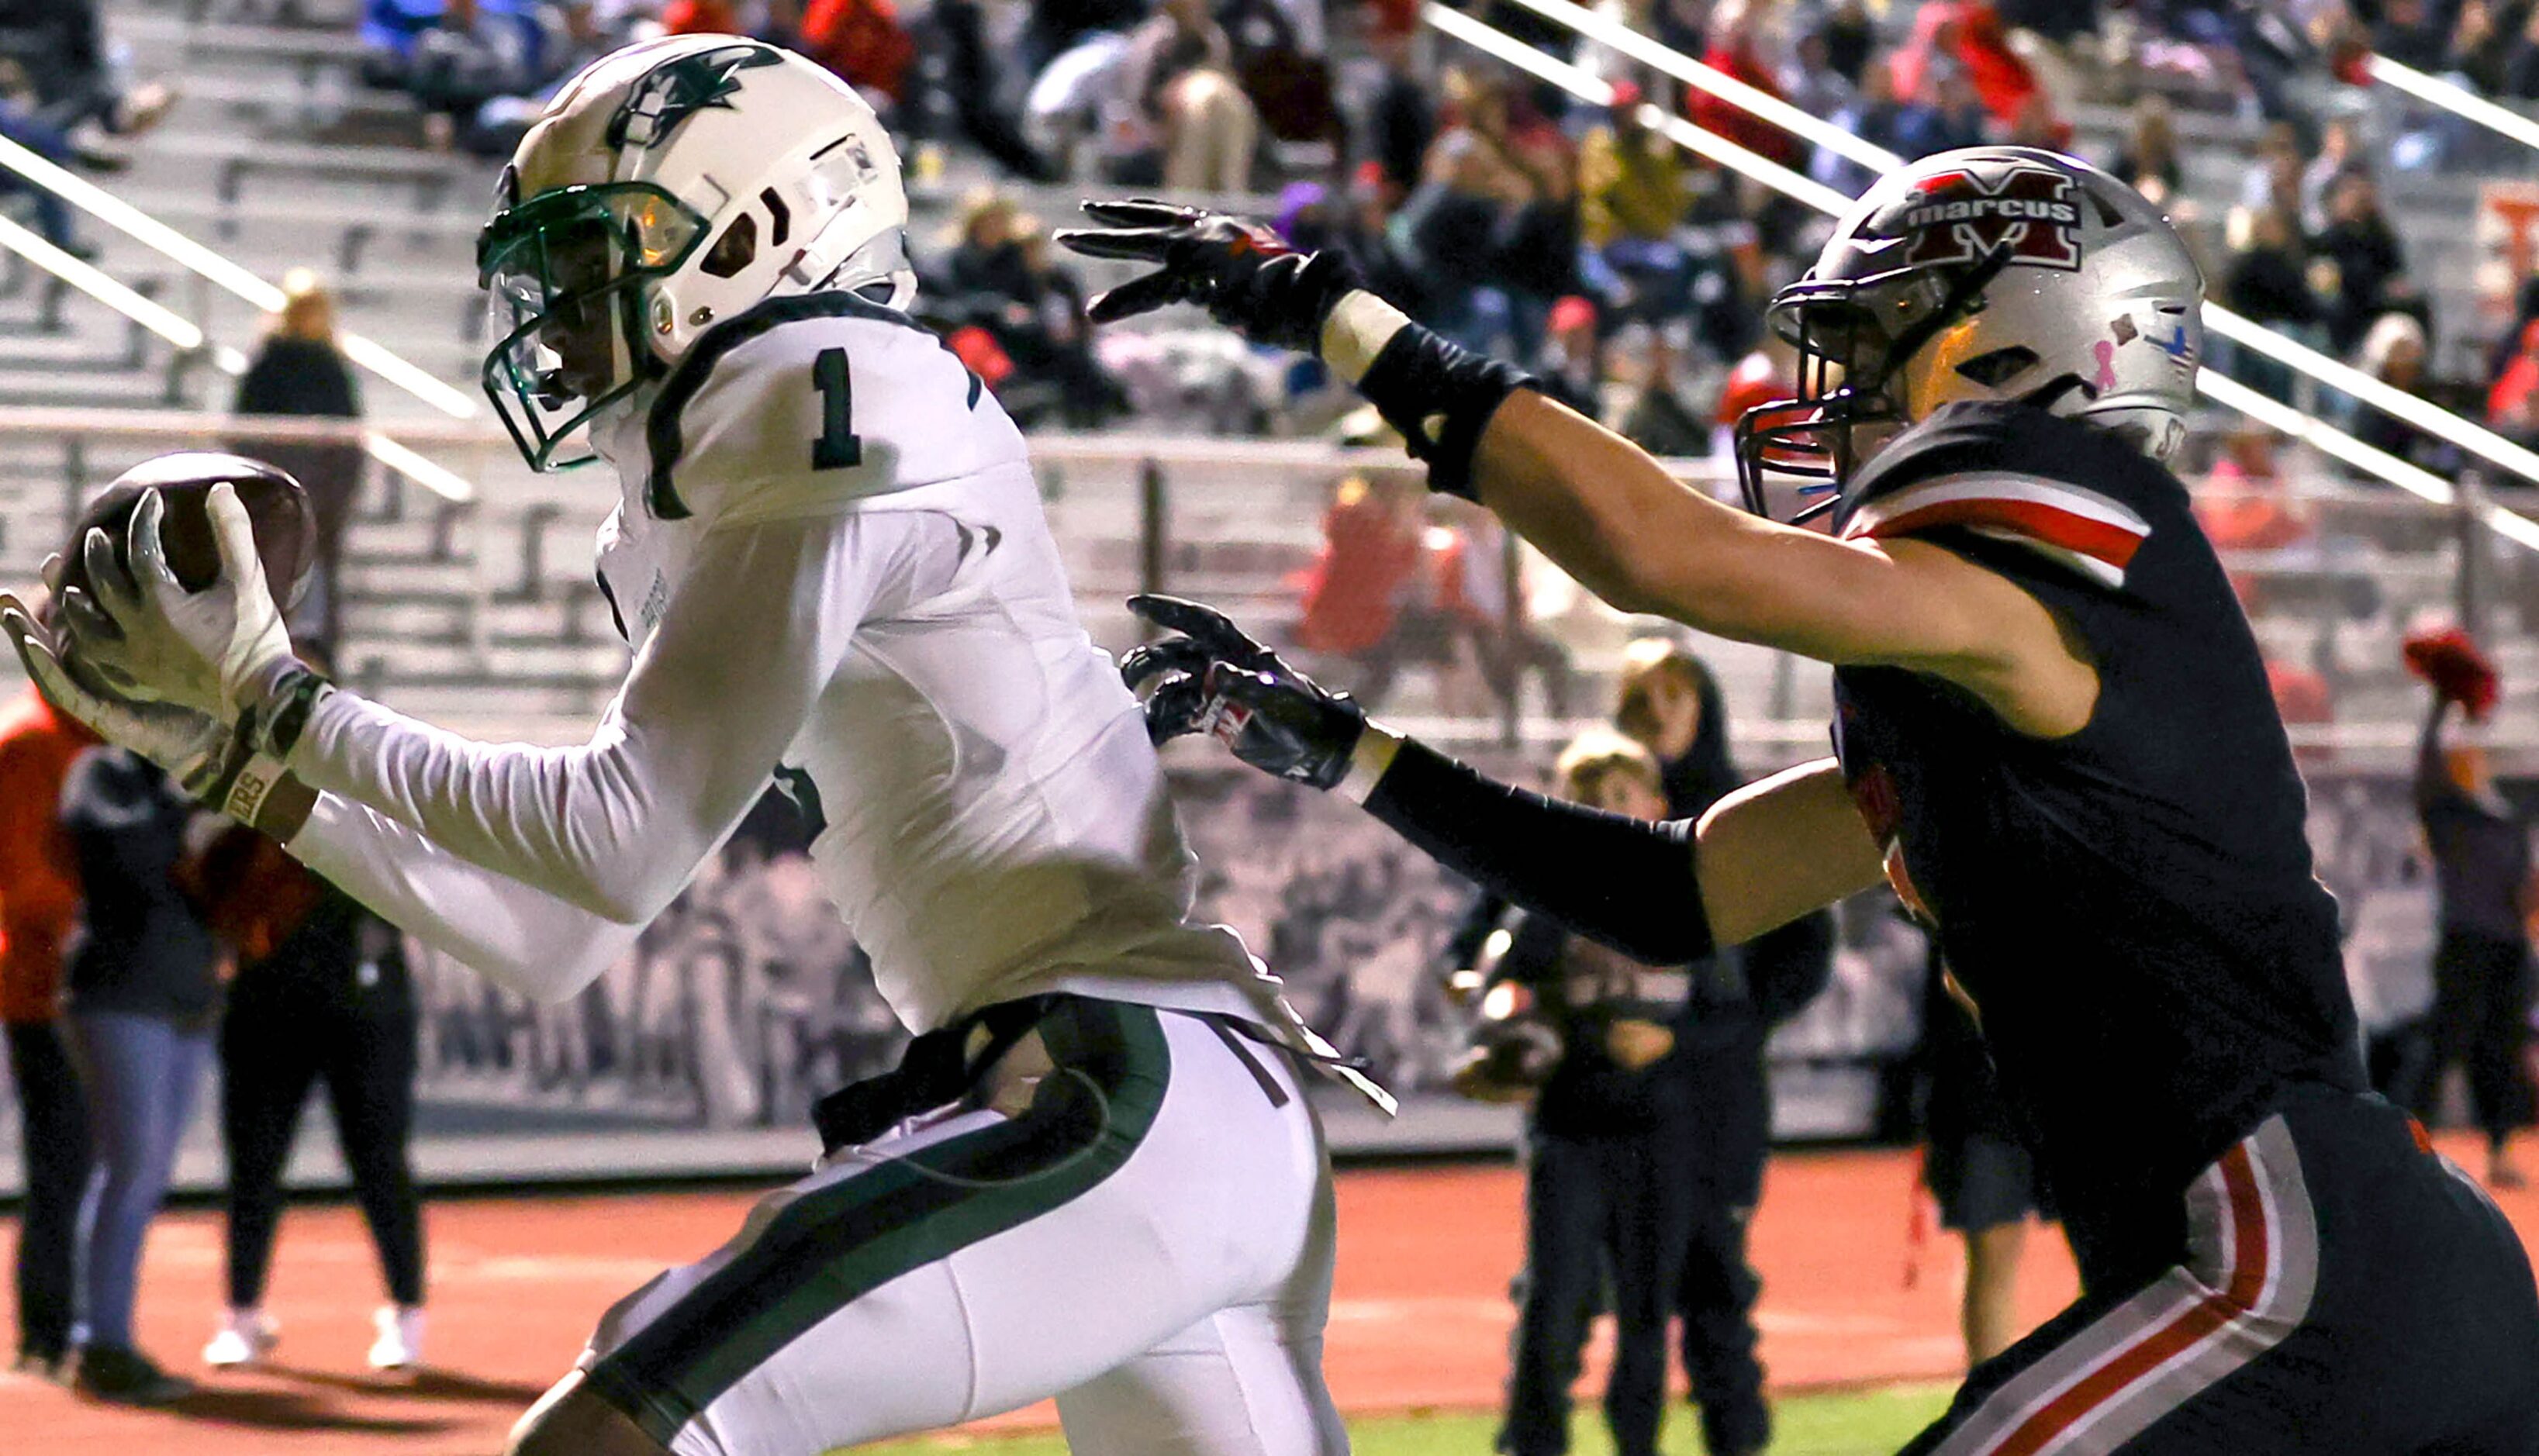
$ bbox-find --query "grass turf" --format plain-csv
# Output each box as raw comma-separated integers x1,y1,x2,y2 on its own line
855,1381,1958,1455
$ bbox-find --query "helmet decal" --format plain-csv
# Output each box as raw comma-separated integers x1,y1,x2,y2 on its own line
607,43,782,152
1887,164,2083,271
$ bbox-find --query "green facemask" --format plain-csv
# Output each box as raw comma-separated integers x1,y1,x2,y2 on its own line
477,181,711,471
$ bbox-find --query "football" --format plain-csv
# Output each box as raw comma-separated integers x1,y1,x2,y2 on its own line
54,451,318,612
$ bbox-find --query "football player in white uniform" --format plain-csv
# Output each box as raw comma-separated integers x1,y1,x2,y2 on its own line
7,36,1370,1456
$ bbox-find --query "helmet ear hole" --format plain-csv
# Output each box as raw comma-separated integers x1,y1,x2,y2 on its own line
700,212,758,279
760,188,791,247
1956,345,2040,388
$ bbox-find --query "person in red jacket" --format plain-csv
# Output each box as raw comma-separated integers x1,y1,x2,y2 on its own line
0,679,98,1376
1292,466,1436,705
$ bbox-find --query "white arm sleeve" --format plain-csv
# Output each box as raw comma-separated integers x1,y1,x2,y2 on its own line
282,510,946,989
289,791,644,1002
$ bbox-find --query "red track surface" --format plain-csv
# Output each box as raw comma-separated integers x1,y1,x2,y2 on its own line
4,1137,2531,1454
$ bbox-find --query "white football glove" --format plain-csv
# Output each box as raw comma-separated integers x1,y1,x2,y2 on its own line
65,484,295,719
2,592,242,799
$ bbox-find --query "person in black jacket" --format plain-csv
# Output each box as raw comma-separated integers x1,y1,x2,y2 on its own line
57,745,221,1406
230,272,362,647
1464,733,1708,1456
2405,688,2538,1189
1608,638,1832,1456
197,804,429,1372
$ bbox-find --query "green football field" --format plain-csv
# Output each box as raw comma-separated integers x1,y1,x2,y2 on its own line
858,1382,1958,1455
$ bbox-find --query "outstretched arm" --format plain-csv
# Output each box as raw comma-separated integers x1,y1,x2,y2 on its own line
1058,208,2096,737
279,510,928,926
1122,595,1884,959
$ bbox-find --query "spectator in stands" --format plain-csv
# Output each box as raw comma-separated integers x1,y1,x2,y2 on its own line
929,195,1125,426
1613,637,1729,815
233,271,363,649
1893,0,2053,142
2238,122,2306,218
2406,685,2538,1189
2195,425,2313,553
2298,116,2364,234
800,0,916,109
1818,0,1878,83
2444,0,2513,97
2374,0,2451,71
59,744,222,1406
1577,82,1696,333
2490,319,2539,446
0,0,173,141
2354,312,2452,473
2221,206,2322,402
1694,1,1803,170
2507,2,2539,99
1471,732,1705,1456
1814,57,1907,195
2110,95,2184,205
1395,125,1522,353
407,0,544,143
2314,170,2413,355
0,102,92,258
907,0,1053,178
1291,464,1435,707
1122,0,1260,191
1780,22,1857,129
1361,28,1434,198
1535,293,1605,419
199,753,428,1374
1892,59,1991,159
1433,510,1574,720
1614,330,1712,458
0,675,97,1380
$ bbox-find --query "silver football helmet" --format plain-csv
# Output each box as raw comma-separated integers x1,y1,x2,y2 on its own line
1736,147,2204,523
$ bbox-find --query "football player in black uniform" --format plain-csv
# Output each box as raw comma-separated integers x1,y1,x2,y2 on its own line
1064,147,2539,1451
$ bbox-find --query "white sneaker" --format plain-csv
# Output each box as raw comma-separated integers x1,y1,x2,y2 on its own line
367,1306,425,1371
202,1309,278,1368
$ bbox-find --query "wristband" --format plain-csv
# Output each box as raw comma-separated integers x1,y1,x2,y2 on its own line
1335,723,1403,804
252,664,335,761
1352,320,1536,502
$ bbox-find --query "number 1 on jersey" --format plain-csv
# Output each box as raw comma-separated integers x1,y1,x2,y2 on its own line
812,347,863,470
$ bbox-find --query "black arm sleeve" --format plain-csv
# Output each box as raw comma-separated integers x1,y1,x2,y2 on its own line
1362,739,1714,965
1744,906,1836,1025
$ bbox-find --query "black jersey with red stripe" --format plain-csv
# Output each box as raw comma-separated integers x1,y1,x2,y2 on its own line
1826,400,2364,1289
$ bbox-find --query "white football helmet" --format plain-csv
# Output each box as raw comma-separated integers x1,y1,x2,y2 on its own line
1736,147,2204,523
476,36,914,470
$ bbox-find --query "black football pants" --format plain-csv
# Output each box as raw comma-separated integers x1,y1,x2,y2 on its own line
1900,1086,2539,1454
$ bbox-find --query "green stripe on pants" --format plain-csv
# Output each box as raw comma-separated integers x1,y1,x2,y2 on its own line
583,999,1173,1447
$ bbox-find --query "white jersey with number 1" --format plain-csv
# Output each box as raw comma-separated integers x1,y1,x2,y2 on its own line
284,293,1290,1037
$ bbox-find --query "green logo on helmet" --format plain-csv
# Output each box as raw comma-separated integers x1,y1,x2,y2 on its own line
607,43,782,152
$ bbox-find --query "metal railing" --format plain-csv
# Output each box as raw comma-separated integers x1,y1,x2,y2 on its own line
0,212,478,508
1465,0,2539,497
0,129,478,419
1423,1,2539,554
2365,53,2539,159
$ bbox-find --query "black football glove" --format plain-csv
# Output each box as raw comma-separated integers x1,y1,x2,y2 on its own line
1056,201,1362,354
1121,593,1366,790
